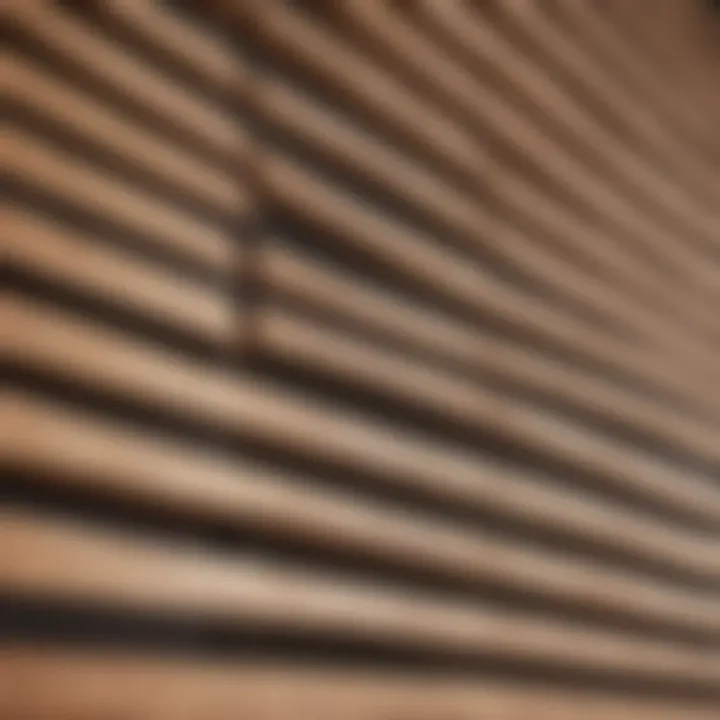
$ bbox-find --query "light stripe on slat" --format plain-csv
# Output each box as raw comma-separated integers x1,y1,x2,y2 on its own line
255,305,720,530
264,243,720,493
254,70,718,356
5,203,232,340
5,128,232,272
483,0,720,212
236,2,720,389
0,510,717,680
6,52,242,215
3,294,719,563
332,0,720,320
550,0,720,163
6,1,239,158
260,150,719,422
412,0,719,246
103,0,241,90
4,390,717,634
2,647,717,720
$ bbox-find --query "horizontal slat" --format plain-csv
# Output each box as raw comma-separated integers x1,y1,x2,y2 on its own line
3,390,717,635
263,243,720,494
256,304,720,530
252,70,713,353
5,203,232,340
263,244,720,577
551,0,720,160
483,0,720,212
234,0,719,321
4,1,717,714
409,0,719,245
330,0,720,333
3,294,718,574
1,509,718,681
1,646,717,720
594,0,720,137
6,0,240,159
6,51,243,215
102,0,242,90
260,149,720,423
3,647,718,720
5,127,232,272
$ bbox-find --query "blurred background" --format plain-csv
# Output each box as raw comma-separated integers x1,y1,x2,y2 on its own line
3,1,719,718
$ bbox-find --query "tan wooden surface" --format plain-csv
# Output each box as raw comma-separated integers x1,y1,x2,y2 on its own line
5,293,720,556
3,1,719,718
0,509,717,681
1,645,717,720
3,389,717,635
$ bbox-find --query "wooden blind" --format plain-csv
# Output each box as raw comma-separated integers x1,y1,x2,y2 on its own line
2,1,719,718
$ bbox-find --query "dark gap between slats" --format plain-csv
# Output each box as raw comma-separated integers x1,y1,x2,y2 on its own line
306,3,709,287
252,117,637,342
266,213,720,432
3,359,718,595
0,593,717,703
250,348,720,535
1,476,718,649
5,23,237,175
256,294,720,491
6,104,232,229
4,181,227,287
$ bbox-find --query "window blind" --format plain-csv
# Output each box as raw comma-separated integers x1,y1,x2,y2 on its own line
2,1,719,718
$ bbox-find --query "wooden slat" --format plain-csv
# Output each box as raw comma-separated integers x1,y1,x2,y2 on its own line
5,203,232,340
6,1,240,159
0,509,718,681
2,646,717,720
5,127,231,272
3,390,717,635
252,69,716,355
260,149,720,424
256,304,720,531
329,0,720,343
482,0,720,212
411,0,719,245
6,51,243,215
3,294,719,569
263,243,720,499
